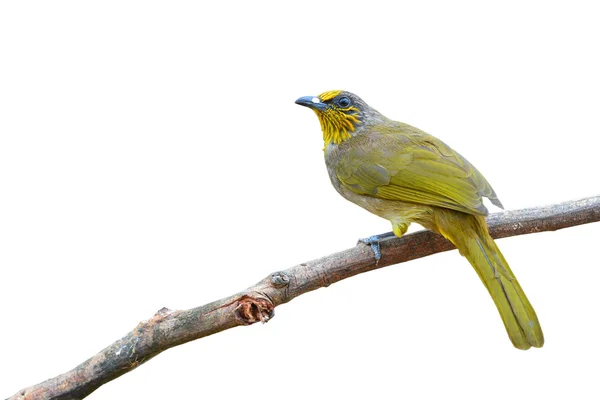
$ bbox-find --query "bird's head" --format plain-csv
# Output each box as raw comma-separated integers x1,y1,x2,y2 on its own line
296,90,375,147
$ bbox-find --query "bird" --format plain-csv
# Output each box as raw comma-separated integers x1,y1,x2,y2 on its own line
295,90,544,350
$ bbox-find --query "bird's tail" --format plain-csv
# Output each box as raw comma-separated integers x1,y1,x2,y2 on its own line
434,210,544,350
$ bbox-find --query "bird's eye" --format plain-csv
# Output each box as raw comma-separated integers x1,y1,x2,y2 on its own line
337,96,352,108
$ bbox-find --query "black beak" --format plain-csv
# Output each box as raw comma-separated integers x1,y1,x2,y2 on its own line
295,96,327,111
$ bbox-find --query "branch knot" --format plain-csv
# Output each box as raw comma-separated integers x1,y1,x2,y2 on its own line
271,271,290,288
234,295,274,325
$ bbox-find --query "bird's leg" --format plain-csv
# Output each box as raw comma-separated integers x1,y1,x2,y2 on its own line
358,232,395,260
358,222,410,261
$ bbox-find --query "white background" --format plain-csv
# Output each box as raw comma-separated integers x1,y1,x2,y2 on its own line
1,1,599,399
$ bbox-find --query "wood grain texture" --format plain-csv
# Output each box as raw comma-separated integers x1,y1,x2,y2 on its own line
8,195,600,400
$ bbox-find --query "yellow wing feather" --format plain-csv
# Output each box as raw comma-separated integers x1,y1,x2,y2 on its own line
335,125,502,215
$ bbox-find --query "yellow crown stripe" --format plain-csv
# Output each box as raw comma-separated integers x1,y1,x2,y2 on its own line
318,90,343,102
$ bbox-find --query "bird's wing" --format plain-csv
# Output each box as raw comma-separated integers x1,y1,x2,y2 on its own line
335,131,502,215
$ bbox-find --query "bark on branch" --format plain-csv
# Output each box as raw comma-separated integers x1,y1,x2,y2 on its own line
8,196,600,400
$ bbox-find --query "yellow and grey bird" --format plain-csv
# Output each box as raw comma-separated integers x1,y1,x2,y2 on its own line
296,90,544,350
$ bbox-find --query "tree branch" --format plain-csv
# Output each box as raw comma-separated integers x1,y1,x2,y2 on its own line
8,196,600,400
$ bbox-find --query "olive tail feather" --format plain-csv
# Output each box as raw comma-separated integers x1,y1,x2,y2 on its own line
438,213,544,350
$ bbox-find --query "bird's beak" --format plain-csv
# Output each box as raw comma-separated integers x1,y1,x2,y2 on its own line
295,96,327,111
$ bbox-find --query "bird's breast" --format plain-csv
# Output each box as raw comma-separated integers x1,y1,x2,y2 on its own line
324,143,430,225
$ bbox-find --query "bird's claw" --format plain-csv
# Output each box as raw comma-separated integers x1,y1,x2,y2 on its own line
358,235,383,261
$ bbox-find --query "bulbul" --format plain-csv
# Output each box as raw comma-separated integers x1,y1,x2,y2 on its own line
296,90,544,350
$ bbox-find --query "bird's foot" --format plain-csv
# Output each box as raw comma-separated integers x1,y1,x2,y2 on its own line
358,232,395,261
